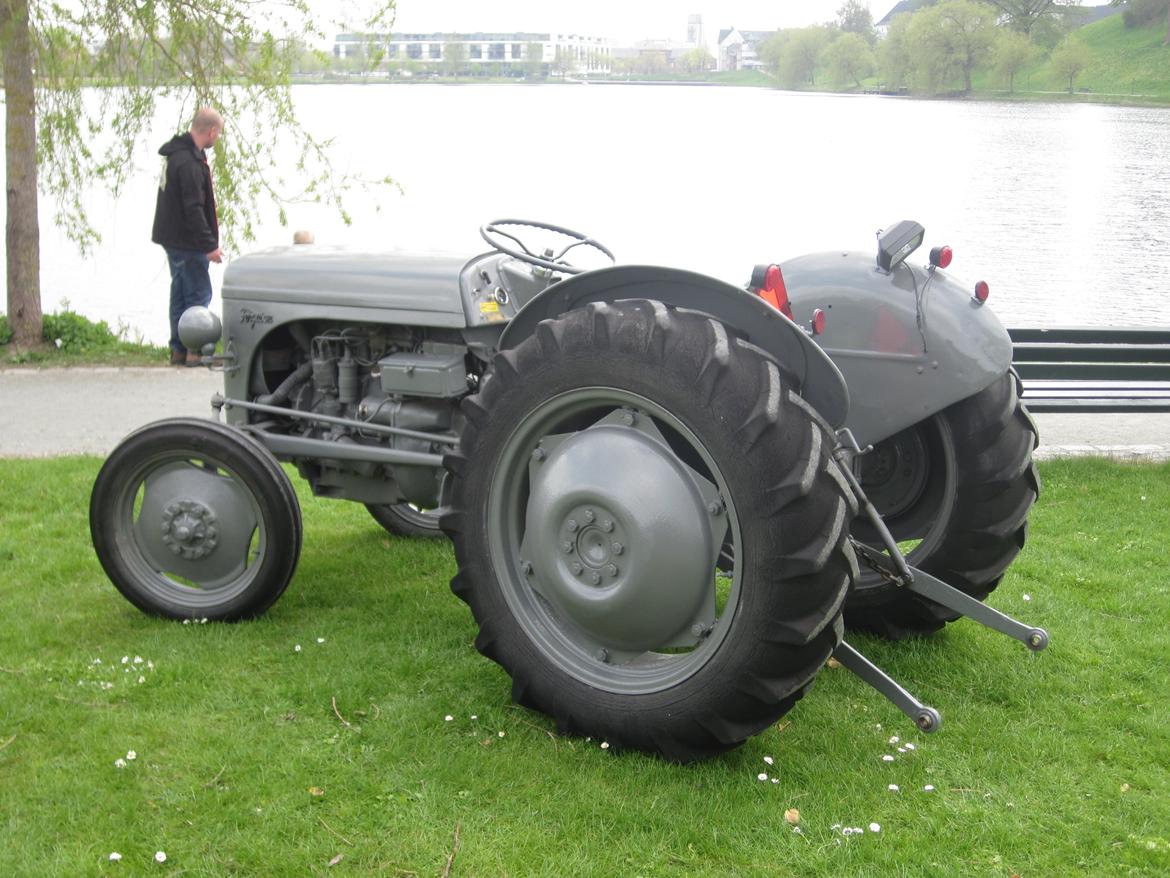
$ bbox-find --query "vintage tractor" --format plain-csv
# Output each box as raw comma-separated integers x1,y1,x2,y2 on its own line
90,219,1045,762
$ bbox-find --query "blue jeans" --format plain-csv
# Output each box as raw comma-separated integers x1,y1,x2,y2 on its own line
164,247,213,352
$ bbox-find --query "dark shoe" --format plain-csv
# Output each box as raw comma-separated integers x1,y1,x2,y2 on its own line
185,351,203,367
170,348,186,366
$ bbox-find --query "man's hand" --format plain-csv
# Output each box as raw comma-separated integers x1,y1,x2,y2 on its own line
207,248,224,264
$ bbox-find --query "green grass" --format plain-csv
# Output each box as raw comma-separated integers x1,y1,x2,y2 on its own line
1,457,1168,876
1,308,168,368
974,16,1170,101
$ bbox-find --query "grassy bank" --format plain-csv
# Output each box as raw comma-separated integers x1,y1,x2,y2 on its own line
0,307,167,368
970,15,1170,102
1,456,1168,875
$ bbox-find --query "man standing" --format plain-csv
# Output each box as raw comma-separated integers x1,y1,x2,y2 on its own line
151,108,224,365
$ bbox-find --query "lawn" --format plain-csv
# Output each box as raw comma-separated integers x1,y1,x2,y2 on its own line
1,456,1167,876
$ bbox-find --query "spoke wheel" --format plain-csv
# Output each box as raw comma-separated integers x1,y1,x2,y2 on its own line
90,418,302,621
443,300,856,761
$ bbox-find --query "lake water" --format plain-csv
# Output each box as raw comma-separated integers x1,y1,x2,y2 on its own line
21,84,1170,345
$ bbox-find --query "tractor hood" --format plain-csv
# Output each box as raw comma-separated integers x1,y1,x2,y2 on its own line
222,246,468,327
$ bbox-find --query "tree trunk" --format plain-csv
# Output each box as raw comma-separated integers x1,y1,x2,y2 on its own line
1165,4,1169,46
1,0,43,348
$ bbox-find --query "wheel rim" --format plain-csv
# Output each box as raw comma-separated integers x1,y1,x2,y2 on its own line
853,415,957,589
487,388,742,695
111,449,268,611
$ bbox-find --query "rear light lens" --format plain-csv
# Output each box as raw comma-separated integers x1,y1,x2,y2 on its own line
811,309,826,335
929,246,953,269
974,281,990,303
750,263,794,320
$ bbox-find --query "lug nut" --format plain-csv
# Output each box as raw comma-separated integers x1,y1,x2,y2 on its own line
570,562,584,576
583,509,595,524
605,564,619,577
589,571,601,585
619,410,635,426
520,561,534,576
566,519,579,533
531,447,547,462
561,541,575,554
600,519,614,532
707,500,725,516
595,648,609,663
611,542,624,555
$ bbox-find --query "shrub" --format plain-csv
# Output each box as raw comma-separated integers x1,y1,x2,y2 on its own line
0,314,11,346
40,309,119,351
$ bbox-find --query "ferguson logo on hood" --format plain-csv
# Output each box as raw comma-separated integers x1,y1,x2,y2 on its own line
239,308,274,328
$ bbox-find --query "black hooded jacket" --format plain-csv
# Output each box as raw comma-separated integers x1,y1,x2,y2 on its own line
151,132,219,253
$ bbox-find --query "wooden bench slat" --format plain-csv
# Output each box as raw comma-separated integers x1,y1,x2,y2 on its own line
1008,326,1170,345
1012,343,1170,364
1015,363,1170,381
1009,327,1170,413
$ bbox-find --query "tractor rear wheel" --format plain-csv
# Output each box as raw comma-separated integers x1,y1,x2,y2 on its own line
845,371,1039,638
442,301,857,762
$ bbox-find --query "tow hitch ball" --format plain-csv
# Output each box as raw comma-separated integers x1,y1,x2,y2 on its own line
830,432,1049,733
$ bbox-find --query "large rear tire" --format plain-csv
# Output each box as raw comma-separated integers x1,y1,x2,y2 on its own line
442,301,857,762
90,418,302,621
845,371,1039,638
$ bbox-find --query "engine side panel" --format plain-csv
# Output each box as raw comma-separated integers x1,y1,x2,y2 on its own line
783,251,1013,447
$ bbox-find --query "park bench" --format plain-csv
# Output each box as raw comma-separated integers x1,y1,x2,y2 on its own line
1009,327,1170,413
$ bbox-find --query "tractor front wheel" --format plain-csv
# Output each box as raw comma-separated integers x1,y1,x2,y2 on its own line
90,418,302,621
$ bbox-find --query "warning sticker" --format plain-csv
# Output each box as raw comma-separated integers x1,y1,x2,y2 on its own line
479,301,500,314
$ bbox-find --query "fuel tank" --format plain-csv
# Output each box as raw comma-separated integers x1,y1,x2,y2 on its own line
783,251,1012,447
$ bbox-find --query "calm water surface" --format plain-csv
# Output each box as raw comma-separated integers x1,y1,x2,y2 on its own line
25,85,1170,345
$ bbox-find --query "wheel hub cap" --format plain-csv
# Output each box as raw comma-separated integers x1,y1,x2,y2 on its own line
160,500,220,560
520,411,725,652
132,460,259,588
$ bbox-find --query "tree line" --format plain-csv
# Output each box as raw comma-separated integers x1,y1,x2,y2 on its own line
759,0,1168,95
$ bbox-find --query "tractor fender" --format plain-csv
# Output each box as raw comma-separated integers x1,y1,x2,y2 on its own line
782,251,1013,448
498,265,850,428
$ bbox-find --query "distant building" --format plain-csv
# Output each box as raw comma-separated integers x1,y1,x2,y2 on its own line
334,31,612,74
687,14,704,48
717,27,772,72
875,1,930,36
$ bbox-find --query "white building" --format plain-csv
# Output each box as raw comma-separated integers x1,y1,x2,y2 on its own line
716,28,772,72
334,31,612,74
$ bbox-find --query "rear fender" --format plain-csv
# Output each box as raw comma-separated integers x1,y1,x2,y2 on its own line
498,265,849,428
783,252,1013,447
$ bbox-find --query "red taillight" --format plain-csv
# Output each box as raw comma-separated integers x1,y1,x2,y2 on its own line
929,246,953,269
811,309,826,335
974,281,990,303
751,263,794,320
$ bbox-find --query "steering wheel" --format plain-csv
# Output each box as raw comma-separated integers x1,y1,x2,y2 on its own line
480,219,616,275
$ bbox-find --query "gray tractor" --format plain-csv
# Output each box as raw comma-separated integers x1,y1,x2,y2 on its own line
90,219,1045,762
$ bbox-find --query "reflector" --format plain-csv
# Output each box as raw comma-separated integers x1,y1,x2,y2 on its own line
929,246,953,269
974,281,990,303
751,263,794,320
811,309,827,335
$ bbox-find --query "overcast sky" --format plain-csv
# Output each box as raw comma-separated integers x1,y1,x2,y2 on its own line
345,1,881,44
